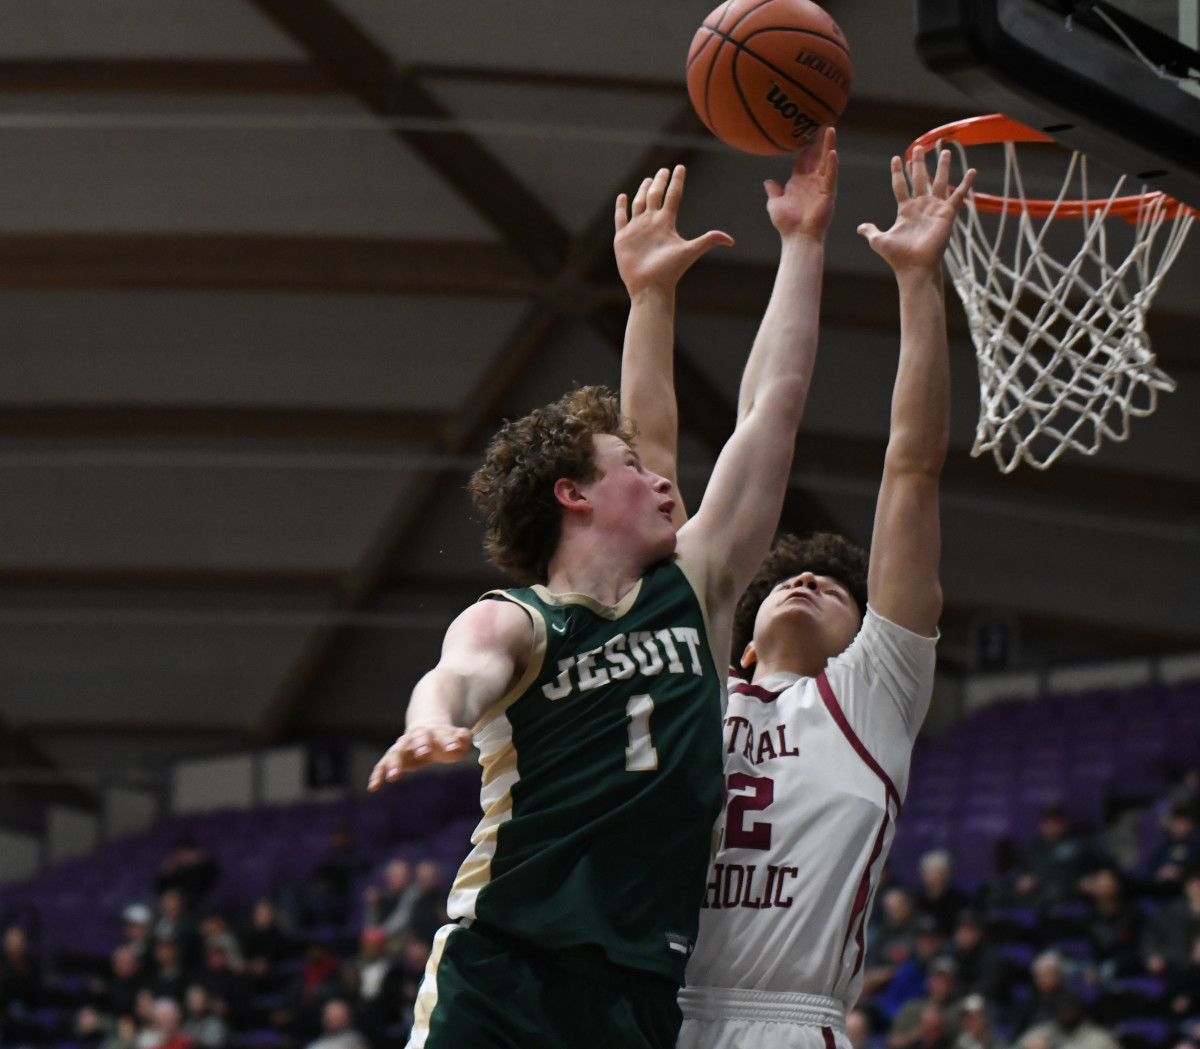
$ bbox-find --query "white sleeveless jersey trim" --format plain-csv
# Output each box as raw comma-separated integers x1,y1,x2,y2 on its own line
685,608,936,1007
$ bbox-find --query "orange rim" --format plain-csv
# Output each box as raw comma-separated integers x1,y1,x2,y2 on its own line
906,114,1198,220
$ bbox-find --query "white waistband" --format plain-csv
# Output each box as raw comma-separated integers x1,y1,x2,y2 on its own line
678,986,846,1028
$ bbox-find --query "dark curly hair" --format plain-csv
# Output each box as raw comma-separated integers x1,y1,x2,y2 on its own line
730,532,869,671
468,385,636,585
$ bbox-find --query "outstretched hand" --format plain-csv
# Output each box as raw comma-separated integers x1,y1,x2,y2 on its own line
765,126,838,241
367,724,472,790
614,164,733,297
856,146,976,272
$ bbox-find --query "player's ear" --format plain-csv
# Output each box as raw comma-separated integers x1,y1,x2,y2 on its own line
553,477,590,513
740,641,757,670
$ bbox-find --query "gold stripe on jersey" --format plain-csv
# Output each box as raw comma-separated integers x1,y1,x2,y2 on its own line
528,576,644,619
446,713,518,921
472,594,548,733
405,922,455,1049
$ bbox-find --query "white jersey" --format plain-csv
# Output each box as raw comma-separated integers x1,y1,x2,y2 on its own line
683,607,936,1013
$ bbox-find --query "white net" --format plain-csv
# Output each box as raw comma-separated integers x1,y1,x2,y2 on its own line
942,140,1194,472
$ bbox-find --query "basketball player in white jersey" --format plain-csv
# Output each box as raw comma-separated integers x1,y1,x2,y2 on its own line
618,145,975,1049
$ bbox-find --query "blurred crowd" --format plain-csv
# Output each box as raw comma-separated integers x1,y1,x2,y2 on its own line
0,829,450,1049
852,769,1200,1049
3,770,1199,1049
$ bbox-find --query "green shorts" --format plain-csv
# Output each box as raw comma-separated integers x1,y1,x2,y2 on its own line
407,921,683,1049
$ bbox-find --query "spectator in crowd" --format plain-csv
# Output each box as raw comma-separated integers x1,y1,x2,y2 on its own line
1144,865,1200,975
74,1004,109,1046
1167,769,1200,817
976,836,1025,914
1018,992,1120,1049
877,914,950,1022
0,924,42,1019
847,1008,875,1049
195,942,249,1026
405,860,447,946
916,850,970,938
147,939,190,1004
101,944,147,1019
274,942,342,1042
342,928,402,1047
146,997,195,1049
305,999,368,1049
1082,864,1143,980
299,827,362,930
392,935,430,1032
954,994,1004,1049
949,910,1004,1002
362,859,421,940
156,836,220,912
155,891,201,969
197,913,241,968
889,957,962,1049
904,1004,954,1049
1017,803,1107,908
1165,934,1200,1024
181,985,227,1049
241,898,292,990
99,1014,139,1049
1150,803,1200,893
133,989,158,1048
865,887,920,995
120,904,156,964
1012,951,1073,1035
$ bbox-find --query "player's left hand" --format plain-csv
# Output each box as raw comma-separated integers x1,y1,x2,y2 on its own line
367,724,473,790
765,126,838,241
614,164,733,297
856,146,975,272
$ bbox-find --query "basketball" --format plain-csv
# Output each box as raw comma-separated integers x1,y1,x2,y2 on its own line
686,0,852,156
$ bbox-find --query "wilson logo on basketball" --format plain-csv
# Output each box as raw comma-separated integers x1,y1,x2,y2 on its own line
794,50,850,89
764,85,822,140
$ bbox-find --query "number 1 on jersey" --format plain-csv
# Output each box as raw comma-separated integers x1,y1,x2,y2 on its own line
625,694,658,771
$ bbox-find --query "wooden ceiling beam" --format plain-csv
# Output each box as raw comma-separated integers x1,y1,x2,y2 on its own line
0,235,537,296
0,404,448,441
246,0,569,274
0,565,340,591
0,59,335,94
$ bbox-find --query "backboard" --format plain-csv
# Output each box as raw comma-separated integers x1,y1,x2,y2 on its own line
914,0,1200,209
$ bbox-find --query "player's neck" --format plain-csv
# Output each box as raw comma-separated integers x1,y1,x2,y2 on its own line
750,647,827,682
545,535,648,607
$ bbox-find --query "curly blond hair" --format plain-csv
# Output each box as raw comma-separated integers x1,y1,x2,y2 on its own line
468,386,636,584
731,532,869,671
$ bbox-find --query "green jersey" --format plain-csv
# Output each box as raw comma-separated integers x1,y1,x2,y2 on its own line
445,556,725,984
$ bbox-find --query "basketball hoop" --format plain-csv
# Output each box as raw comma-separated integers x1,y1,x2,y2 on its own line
907,114,1196,472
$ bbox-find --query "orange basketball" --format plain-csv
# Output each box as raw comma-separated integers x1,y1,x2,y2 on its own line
686,0,851,156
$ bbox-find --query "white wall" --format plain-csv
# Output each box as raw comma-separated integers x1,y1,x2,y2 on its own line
172,753,254,813
104,787,159,841
0,829,40,884
46,806,99,864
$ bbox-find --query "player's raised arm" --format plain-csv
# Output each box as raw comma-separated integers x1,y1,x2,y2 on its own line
856,147,975,637
677,128,837,622
615,164,732,526
367,597,532,789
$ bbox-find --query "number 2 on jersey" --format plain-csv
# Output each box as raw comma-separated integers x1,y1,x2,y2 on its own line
725,772,774,849
625,694,658,771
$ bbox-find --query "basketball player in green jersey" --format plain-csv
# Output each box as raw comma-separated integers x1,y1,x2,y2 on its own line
367,129,839,1049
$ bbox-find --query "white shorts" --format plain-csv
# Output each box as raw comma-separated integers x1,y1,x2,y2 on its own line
676,987,851,1049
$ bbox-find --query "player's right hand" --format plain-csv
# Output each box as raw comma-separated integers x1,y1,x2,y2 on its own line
367,724,473,790
614,164,733,296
